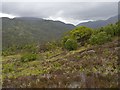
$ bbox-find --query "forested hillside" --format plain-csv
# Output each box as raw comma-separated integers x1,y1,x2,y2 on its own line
2,17,75,49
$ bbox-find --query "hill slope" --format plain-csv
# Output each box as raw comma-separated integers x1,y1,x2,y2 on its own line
2,37,119,88
2,17,75,49
77,15,118,28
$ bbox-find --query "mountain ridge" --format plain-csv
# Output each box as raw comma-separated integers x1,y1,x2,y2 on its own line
77,15,118,28
2,17,75,49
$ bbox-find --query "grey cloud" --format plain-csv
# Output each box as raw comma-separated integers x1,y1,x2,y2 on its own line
2,2,118,22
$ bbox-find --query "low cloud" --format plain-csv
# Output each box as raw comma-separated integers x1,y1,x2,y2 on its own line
1,2,118,25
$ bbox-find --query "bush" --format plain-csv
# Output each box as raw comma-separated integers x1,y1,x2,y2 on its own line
46,41,58,50
64,39,78,51
39,41,61,52
70,26,93,43
89,32,111,45
99,24,119,37
2,48,16,56
62,36,70,45
62,26,93,50
23,44,38,53
21,53,37,62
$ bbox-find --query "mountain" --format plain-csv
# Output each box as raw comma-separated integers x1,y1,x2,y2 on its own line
77,15,118,28
2,17,75,49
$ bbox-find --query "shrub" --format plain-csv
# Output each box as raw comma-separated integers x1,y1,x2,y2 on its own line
62,35,75,47
62,26,93,50
39,41,61,52
89,32,111,45
23,44,38,53
2,49,15,56
102,24,115,37
62,36,70,45
99,24,119,37
64,38,78,51
21,53,37,62
114,22,120,36
46,41,58,50
70,26,93,43
2,51,11,56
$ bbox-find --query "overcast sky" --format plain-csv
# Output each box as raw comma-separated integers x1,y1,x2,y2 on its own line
1,1,118,25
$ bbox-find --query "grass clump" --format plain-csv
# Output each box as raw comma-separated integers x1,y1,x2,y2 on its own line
21,53,37,62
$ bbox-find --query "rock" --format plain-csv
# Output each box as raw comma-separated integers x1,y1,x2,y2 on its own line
87,50,96,53
115,47,120,51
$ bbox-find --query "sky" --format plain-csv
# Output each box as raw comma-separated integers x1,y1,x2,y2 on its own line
0,0,119,25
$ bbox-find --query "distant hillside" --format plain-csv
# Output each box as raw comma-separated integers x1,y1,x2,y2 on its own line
2,17,75,49
77,15,118,28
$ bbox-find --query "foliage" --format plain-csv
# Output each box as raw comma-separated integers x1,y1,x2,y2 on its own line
62,36,70,46
2,37,119,88
116,21,120,36
2,19,119,88
89,22,119,46
21,53,37,62
46,41,60,50
39,41,62,52
3,63,15,73
23,44,38,53
2,44,38,56
99,23,119,37
64,38,78,51
2,17,74,49
70,26,93,44
2,46,16,56
2,51,13,56
62,26,93,48
89,32,111,45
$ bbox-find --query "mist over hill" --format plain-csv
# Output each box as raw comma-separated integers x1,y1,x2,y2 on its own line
77,15,118,28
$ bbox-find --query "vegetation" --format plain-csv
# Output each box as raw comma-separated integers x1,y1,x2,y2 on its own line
2,20,119,88
62,26,93,47
2,17,75,50
69,26,93,43
100,23,119,37
89,32,111,45
64,38,78,51
21,53,37,62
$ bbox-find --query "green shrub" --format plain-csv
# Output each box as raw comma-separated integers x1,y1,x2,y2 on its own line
46,41,57,50
102,24,115,37
70,26,93,43
2,49,15,56
114,22,120,36
64,39,78,51
21,53,37,62
39,41,61,52
62,35,75,47
89,32,111,45
2,51,10,56
99,24,119,37
23,44,38,53
62,36,70,45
